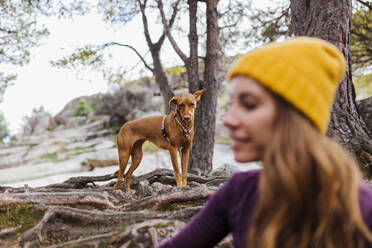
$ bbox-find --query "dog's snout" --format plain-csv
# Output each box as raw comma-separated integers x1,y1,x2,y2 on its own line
184,115,191,121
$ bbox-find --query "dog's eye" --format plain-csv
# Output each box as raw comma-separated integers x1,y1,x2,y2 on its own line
190,103,195,107
179,104,185,108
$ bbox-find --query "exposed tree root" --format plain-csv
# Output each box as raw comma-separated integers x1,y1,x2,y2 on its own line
21,208,55,243
121,186,214,211
0,169,231,247
19,205,168,245
48,173,117,189
0,191,115,209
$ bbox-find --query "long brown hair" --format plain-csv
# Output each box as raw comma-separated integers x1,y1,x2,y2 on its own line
247,95,372,248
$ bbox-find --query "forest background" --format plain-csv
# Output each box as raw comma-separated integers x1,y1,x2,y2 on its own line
0,0,371,174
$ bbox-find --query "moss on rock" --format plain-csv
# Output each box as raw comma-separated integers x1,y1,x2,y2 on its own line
0,204,44,234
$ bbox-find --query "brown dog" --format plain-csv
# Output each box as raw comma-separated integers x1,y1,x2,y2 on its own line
114,89,205,192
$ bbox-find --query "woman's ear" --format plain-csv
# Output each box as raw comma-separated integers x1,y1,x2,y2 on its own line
194,88,206,101
169,96,178,110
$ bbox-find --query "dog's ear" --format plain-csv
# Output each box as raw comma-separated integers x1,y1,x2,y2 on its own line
169,96,178,110
194,88,206,102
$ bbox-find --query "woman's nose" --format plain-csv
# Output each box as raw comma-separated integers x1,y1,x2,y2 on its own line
222,108,239,129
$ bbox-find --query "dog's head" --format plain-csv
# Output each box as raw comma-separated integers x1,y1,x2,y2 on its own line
168,89,206,123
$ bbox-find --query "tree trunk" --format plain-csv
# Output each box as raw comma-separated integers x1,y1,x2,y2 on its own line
152,48,175,112
290,0,372,177
189,0,218,175
187,0,200,94
139,0,175,112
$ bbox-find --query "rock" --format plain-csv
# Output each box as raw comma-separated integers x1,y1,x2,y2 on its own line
86,114,110,125
151,182,173,193
0,145,29,157
0,153,27,169
65,116,87,129
95,86,158,126
85,129,114,141
53,95,100,127
84,118,110,132
23,112,52,135
95,140,116,150
65,139,101,151
209,163,243,177
83,148,118,169
25,143,63,162
137,180,153,196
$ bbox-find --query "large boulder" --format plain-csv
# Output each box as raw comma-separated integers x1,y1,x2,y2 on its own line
52,95,101,129
95,85,158,126
65,116,88,129
23,112,52,135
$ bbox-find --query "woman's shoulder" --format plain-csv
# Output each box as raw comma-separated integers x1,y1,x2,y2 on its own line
231,168,261,181
359,183,372,228
226,169,261,194
359,182,372,205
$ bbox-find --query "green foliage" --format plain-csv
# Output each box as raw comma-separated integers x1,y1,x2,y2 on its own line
90,93,104,110
0,2,49,66
51,45,103,69
0,73,16,103
354,73,372,99
32,105,47,115
0,1,49,100
42,152,58,163
142,141,161,153
242,0,370,71
74,98,93,117
241,1,292,46
166,66,186,76
0,111,10,143
351,2,372,69
97,0,139,24
50,44,130,84
215,135,231,145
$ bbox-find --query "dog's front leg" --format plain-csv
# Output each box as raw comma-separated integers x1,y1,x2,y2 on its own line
169,147,182,187
180,146,191,187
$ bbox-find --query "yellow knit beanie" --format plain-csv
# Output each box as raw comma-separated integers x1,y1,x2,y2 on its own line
227,36,346,134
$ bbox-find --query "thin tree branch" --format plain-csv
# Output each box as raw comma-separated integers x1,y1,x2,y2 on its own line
218,21,240,31
156,0,181,47
138,0,155,51
157,0,188,64
100,42,154,73
0,27,17,34
356,0,372,10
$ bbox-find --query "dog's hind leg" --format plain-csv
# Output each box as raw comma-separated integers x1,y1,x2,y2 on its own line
125,139,145,192
114,146,131,190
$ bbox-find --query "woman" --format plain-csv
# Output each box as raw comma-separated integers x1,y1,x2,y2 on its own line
158,37,372,248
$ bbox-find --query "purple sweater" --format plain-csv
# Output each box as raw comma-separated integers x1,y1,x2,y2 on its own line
158,169,372,248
